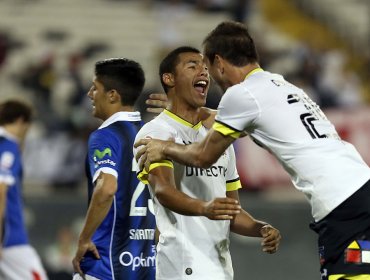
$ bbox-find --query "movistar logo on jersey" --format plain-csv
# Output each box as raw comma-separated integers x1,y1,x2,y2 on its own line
93,148,112,161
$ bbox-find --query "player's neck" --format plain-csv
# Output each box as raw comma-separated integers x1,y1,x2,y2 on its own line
228,63,260,85
167,101,201,126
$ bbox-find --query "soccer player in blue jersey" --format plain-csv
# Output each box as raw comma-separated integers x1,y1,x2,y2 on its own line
0,100,48,280
72,58,156,280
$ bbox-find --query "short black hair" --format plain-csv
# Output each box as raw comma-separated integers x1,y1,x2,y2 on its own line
0,99,33,125
203,21,259,66
95,58,145,106
159,46,201,93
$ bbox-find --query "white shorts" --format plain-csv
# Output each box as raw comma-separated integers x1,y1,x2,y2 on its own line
0,245,48,280
72,274,100,280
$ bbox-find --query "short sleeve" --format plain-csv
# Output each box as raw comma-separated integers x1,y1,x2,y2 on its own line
0,150,16,186
225,145,242,191
214,85,260,138
88,130,120,183
133,120,174,184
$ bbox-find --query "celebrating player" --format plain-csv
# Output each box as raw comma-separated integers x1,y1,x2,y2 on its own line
135,22,370,279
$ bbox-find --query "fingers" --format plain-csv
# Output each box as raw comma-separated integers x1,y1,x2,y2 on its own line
72,256,84,279
134,138,151,148
260,225,281,254
147,107,164,114
146,93,168,113
205,198,241,220
135,147,146,165
91,246,101,260
148,93,168,102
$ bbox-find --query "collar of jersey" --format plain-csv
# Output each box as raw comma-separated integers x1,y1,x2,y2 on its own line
99,111,141,129
0,127,19,143
163,109,202,130
244,67,264,80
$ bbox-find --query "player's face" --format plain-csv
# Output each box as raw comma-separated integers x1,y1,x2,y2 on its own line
173,52,210,109
204,56,227,92
87,77,110,120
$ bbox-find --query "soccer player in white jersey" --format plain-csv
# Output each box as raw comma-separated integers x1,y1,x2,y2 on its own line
0,100,48,280
135,22,370,280
134,46,281,280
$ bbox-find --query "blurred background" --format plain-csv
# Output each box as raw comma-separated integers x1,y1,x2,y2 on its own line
0,0,369,279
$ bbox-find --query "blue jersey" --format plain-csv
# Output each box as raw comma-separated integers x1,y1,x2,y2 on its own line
0,128,28,247
81,112,155,280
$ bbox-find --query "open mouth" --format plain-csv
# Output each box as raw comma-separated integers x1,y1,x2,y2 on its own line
194,80,208,95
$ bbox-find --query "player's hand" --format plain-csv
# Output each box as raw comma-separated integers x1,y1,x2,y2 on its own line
135,138,173,171
199,107,217,129
260,224,281,254
72,239,100,279
146,93,168,114
202,197,241,220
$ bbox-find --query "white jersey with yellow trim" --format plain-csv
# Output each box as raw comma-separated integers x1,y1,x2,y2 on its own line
213,68,370,222
134,109,241,280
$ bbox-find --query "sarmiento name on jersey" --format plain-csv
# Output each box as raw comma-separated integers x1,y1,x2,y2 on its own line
129,229,155,240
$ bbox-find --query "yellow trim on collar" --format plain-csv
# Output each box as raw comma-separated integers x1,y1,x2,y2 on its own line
164,109,202,130
245,67,263,80
137,160,174,184
212,122,241,139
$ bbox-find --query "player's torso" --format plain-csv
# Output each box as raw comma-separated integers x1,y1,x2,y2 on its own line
83,121,155,280
152,113,233,280
0,136,28,247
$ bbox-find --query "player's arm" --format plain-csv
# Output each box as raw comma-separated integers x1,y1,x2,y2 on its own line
72,172,117,276
136,129,235,171
147,166,241,220
227,190,281,254
0,182,8,258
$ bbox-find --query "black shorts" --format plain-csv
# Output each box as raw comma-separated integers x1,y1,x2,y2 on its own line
310,179,370,279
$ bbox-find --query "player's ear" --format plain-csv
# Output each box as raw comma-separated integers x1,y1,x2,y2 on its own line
214,55,225,75
162,73,175,88
108,89,120,104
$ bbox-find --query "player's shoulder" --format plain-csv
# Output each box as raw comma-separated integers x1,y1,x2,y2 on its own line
136,113,175,139
0,136,18,154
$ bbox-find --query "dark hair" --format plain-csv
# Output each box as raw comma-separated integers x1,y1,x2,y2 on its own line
203,21,259,66
159,46,201,93
94,58,145,106
0,99,33,125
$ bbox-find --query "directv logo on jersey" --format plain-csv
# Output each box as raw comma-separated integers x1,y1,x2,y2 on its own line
119,251,155,271
129,229,155,240
186,165,227,177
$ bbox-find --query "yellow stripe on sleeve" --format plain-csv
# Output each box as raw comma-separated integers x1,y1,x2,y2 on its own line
329,275,370,280
137,160,174,184
226,179,242,191
213,122,241,139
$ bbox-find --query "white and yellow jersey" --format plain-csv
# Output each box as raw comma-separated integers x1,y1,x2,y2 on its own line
213,68,370,222
134,109,241,280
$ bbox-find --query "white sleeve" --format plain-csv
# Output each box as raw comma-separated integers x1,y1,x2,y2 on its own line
216,85,260,132
225,145,242,191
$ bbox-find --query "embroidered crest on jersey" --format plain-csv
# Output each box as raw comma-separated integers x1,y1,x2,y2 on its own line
345,240,370,264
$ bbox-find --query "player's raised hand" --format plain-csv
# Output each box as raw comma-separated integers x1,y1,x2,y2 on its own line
260,224,281,254
202,197,241,220
146,93,168,114
72,239,100,279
